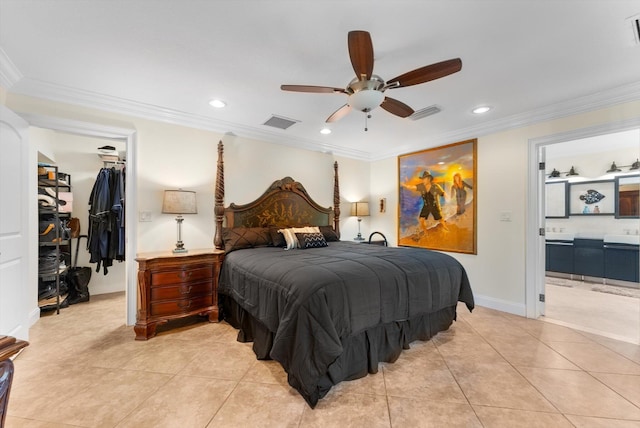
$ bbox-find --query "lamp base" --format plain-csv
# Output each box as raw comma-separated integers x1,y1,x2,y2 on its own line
172,248,188,253
353,237,365,241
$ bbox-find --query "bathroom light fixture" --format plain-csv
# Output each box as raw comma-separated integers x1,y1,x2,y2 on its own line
472,106,492,114
606,162,622,173
209,99,226,108
606,159,640,173
548,167,579,178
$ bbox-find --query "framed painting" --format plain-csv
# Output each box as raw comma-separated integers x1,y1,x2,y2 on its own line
398,139,477,254
568,179,615,215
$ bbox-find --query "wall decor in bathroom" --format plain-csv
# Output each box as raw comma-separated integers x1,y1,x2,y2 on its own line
569,179,615,215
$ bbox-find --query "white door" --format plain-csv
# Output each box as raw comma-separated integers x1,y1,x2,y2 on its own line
0,105,30,340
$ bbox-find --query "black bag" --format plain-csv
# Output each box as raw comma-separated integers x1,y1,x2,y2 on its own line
65,235,91,305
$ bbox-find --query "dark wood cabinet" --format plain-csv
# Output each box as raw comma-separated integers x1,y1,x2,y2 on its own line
134,249,225,340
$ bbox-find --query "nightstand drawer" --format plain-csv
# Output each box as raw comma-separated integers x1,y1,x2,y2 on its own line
150,295,213,317
151,266,212,286
150,280,212,301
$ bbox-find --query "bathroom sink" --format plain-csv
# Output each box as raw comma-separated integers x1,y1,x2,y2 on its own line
603,234,640,245
545,232,575,241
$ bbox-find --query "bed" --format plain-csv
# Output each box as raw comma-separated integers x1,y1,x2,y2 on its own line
213,142,474,407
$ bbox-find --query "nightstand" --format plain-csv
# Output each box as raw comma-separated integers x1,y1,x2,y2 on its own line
134,248,225,340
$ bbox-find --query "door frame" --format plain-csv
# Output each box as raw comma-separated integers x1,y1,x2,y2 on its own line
19,113,138,326
525,116,640,318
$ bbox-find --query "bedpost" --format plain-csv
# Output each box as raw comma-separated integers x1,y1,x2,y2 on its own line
214,141,225,249
333,161,340,238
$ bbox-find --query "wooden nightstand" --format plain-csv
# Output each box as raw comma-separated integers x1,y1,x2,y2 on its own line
134,248,225,340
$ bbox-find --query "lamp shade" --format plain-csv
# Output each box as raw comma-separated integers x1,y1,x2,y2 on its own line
162,190,197,214
350,202,370,217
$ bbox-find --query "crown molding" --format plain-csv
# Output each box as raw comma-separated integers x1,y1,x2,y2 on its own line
5,73,639,162
0,47,23,89
7,77,372,161
370,81,640,161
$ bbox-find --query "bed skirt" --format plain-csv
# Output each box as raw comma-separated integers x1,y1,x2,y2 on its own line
219,293,457,407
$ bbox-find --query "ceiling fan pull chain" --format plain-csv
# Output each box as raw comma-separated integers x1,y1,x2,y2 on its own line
364,113,368,132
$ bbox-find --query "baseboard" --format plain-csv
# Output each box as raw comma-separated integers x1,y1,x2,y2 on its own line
28,306,41,329
473,293,526,317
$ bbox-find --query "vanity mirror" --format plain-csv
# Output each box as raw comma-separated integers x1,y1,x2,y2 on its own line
615,174,640,218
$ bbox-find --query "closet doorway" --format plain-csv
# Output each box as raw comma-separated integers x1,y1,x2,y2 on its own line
35,128,127,300
526,120,640,345
22,113,138,326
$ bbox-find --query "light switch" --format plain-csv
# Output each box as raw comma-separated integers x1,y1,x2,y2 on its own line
139,211,152,222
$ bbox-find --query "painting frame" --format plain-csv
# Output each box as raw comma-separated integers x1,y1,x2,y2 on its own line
398,138,477,254
568,179,615,215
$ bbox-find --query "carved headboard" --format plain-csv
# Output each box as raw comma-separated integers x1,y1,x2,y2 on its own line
214,141,340,249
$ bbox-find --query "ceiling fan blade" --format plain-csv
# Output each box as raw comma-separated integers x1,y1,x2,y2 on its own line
348,31,374,81
381,97,414,118
281,85,346,94
326,104,352,123
387,58,462,88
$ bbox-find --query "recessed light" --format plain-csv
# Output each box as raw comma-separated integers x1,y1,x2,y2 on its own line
320,128,332,135
472,106,492,114
209,99,226,108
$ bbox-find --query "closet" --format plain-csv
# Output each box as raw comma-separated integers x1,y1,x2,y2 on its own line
34,128,128,314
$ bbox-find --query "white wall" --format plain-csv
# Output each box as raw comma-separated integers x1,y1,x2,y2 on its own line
5,90,640,319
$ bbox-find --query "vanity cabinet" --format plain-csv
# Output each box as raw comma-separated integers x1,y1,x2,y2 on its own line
604,243,639,282
573,239,604,278
545,241,574,274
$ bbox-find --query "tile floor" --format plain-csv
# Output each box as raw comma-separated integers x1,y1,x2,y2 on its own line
6,292,640,427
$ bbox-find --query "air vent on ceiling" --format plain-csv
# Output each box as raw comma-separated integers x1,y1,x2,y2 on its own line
409,105,441,121
262,115,300,130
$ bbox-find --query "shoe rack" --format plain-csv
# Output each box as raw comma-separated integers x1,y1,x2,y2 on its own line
37,164,72,314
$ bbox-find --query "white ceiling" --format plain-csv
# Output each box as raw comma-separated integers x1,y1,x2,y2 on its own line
1,0,640,161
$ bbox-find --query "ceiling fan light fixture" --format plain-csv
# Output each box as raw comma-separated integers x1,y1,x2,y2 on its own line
348,89,385,113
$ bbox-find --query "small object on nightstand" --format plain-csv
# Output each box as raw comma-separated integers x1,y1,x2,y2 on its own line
134,249,224,340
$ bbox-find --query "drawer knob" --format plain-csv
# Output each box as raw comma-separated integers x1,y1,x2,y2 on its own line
180,285,192,294
177,301,192,309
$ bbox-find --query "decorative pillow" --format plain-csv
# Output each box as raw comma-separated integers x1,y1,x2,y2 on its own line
295,232,328,249
222,227,271,253
319,225,340,242
278,226,321,249
268,226,286,247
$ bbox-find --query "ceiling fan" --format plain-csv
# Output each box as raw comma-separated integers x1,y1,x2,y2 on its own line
281,30,462,123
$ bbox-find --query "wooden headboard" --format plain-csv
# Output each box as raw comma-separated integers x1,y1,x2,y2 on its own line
213,141,340,249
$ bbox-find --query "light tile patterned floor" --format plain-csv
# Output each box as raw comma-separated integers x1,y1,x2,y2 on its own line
6,292,640,427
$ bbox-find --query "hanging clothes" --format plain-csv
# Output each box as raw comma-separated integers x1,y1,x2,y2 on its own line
87,166,125,274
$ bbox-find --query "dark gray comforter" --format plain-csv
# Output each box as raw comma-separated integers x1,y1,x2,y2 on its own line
219,241,474,405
